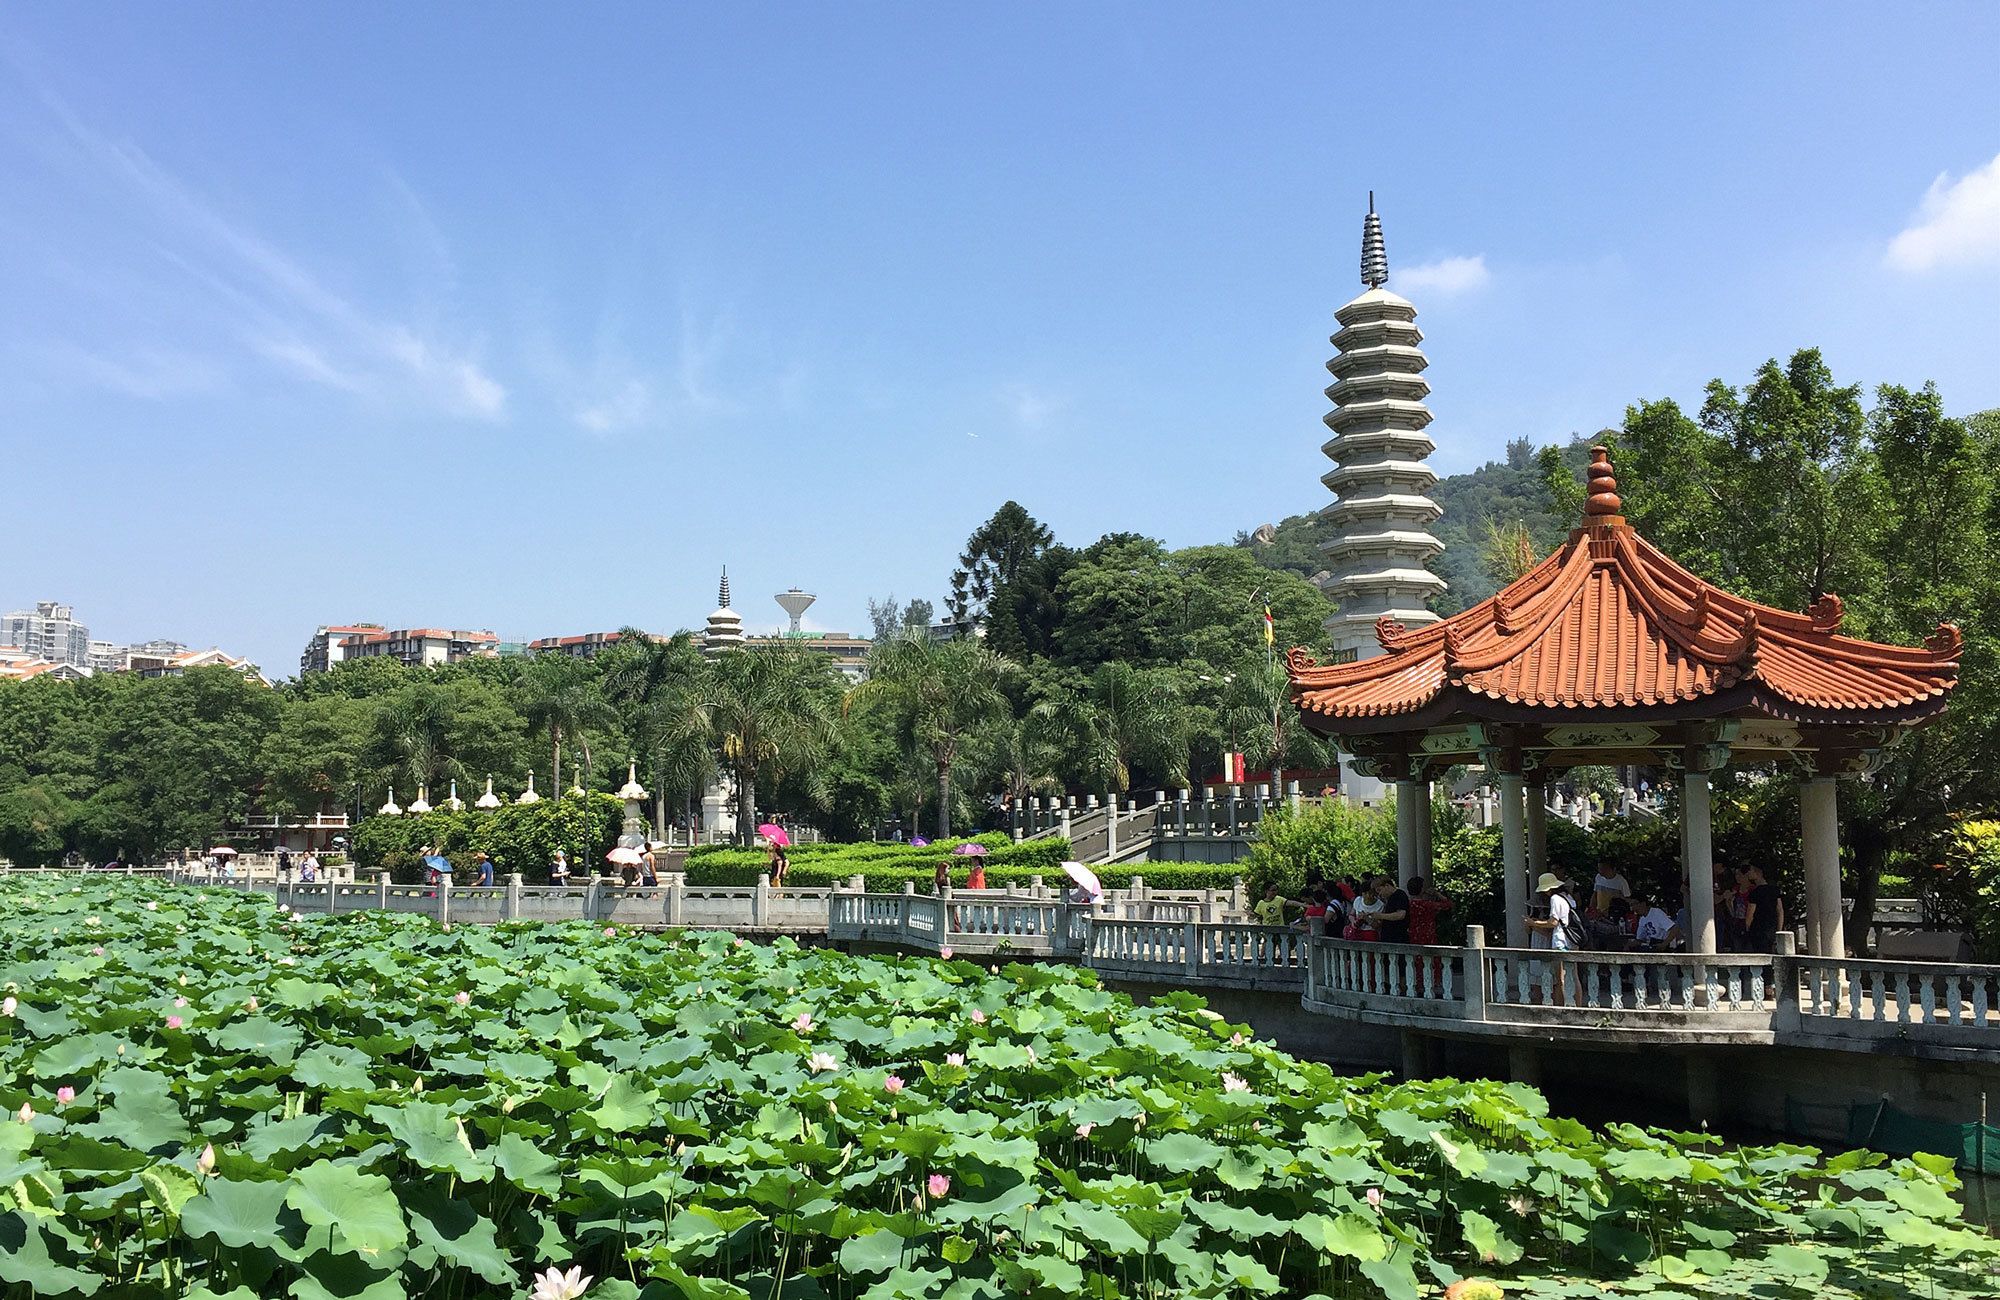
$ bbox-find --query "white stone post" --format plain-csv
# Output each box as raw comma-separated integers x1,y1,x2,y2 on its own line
1463,925,1488,1022
1106,794,1118,861
754,873,770,928
665,872,686,926
1499,773,1528,948
378,870,390,909
438,875,452,929
1683,769,1718,956
505,872,522,921
1800,777,1845,957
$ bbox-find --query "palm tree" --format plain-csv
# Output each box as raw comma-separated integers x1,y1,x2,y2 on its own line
1220,656,1333,795
515,655,617,794
603,630,710,833
971,710,1063,813
372,682,457,793
698,644,843,842
1040,661,1190,794
850,637,1015,838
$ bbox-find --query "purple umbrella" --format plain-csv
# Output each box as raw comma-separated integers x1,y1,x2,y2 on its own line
910,836,929,847
950,843,988,857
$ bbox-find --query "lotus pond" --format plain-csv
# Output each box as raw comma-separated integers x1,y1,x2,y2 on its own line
0,878,1993,1300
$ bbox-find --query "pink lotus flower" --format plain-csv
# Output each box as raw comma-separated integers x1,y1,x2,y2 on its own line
938,946,953,959
969,1008,986,1024
454,991,471,1006
733,938,746,948
1229,1032,1246,1047
54,1087,75,1106
945,1053,965,1067
196,1143,216,1176
16,1102,32,1123
603,926,616,937
165,1015,184,1030
793,1012,814,1032
883,1074,906,1095
1076,1122,1094,1138
926,1173,950,1199
173,996,189,1008
91,946,104,957
1366,1187,1383,1211
1221,1072,1249,1093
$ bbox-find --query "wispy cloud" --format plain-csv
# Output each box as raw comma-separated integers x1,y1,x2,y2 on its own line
38,343,225,400
1887,151,2000,273
1002,383,1065,431
1396,254,1491,296
31,83,506,418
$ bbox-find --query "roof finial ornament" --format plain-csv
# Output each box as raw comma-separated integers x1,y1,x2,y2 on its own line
1584,445,1624,522
1360,191,1388,290
718,566,732,609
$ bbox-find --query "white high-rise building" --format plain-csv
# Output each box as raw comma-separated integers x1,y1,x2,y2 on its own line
1318,196,1446,799
1,601,91,668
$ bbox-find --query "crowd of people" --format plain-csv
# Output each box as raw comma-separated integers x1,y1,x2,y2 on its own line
1524,859,1788,958
1252,872,1454,943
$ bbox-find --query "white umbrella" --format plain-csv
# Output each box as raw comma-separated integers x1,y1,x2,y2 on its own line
1060,860,1102,898
605,847,644,866
206,847,240,857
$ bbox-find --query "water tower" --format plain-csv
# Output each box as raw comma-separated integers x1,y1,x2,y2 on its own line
775,588,817,636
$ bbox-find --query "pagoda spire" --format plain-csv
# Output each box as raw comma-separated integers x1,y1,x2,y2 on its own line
704,565,745,655
718,566,732,609
1360,191,1388,289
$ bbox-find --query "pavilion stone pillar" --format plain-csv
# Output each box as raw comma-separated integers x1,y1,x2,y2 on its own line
1394,775,1431,886
1800,777,1845,958
1498,772,1528,948
1681,753,1721,956
1525,776,1549,887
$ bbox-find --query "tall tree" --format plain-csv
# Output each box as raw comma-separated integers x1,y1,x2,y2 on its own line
601,630,710,833
515,655,616,793
851,637,1015,837
697,644,844,841
1220,655,1334,792
1040,662,1190,793
947,501,1053,634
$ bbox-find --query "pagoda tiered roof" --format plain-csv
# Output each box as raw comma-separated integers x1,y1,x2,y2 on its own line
1290,447,1960,737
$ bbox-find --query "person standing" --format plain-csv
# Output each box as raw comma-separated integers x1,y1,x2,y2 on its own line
1525,872,1576,1006
965,859,986,890
550,849,571,886
933,859,951,896
1740,865,1785,953
767,841,790,889
1406,878,1453,946
1371,875,1412,944
474,851,495,887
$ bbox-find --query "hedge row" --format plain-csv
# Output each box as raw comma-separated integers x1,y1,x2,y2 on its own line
681,858,1244,893
682,833,1068,876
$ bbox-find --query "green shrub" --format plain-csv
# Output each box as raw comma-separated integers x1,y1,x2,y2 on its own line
1242,798,1396,895
351,794,621,883
1949,819,2000,961
683,833,1068,877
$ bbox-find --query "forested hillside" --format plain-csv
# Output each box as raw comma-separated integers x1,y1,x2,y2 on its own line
1235,435,1599,613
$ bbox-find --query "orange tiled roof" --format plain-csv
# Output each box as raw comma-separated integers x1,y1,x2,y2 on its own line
1291,447,1960,728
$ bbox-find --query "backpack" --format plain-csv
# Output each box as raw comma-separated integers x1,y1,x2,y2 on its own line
1554,891,1589,949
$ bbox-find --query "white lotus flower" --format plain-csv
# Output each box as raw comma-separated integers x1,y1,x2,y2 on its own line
1221,1072,1250,1093
530,1265,593,1300
808,1051,839,1074
145,901,158,911
1,996,15,1017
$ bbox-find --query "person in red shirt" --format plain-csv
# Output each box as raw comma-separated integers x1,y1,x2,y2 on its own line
1405,877,1453,946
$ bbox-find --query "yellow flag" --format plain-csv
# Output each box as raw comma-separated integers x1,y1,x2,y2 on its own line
1262,605,1275,647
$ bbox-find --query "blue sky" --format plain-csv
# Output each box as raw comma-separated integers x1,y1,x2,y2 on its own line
6,5,2000,676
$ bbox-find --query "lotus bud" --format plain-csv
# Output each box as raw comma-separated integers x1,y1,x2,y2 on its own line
197,1144,216,1176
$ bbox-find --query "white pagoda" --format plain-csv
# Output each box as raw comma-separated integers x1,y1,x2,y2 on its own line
1319,195,1446,799
702,568,745,655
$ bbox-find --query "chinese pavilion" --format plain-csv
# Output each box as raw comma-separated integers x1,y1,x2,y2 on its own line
1287,446,1960,957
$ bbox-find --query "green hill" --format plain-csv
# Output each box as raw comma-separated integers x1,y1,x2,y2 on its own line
1237,435,1597,615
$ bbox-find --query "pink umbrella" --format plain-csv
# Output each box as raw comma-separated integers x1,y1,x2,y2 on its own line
756,823,791,848
1061,860,1102,898
950,843,988,857
605,847,644,866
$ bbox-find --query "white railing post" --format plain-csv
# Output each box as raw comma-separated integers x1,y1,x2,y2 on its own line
378,870,390,909
754,873,770,928
505,873,522,921
325,874,336,915
439,875,452,929
585,875,601,923
1183,921,1200,978
665,873,685,926
1772,931,1800,1032
1463,926,1488,1023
